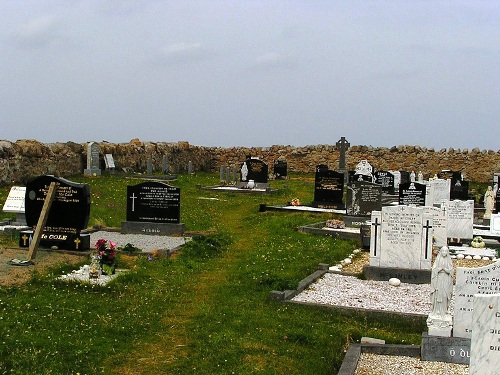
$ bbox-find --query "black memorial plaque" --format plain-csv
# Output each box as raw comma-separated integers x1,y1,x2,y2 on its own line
346,181,382,216
313,168,344,209
273,160,287,179
127,181,180,223
450,179,469,200
438,170,462,181
25,175,90,233
374,170,395,194
240,158,268,183
399,182,427,206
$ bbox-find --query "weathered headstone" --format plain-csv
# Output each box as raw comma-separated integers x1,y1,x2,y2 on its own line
443,200,474,240
188,160,193,175
83,142,101,176
369,205,433,270
398,182,427,206
374,170,395,194
469,294,500,374
313,167,344,209
273,160,287,179
20,175,91,250
454,261,500,338
346,181,382,216
426,179,451,207
162,155,169,174
219,166,225,182
336,137,350,170
2,186,27,225
353,160,374,183
147,157,153,175
122,181,184,235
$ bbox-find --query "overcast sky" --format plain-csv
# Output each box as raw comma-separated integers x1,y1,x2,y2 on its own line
1,1,498,150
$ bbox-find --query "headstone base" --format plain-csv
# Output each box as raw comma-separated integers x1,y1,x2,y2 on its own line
312,201,346,210
121,221,185,236
19,230,90,251
427,314,453,337
84,168,101,176
344,215,370,228
421,332,470,364
362,265,431,284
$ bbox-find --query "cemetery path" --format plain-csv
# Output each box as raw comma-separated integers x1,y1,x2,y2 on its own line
0,247,86,286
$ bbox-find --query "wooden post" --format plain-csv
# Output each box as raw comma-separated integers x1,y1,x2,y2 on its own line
26,182,58,262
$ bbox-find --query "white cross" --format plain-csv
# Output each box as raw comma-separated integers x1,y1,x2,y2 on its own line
130,193,137,211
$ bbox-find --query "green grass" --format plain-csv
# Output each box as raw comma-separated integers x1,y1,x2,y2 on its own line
0,173,427,374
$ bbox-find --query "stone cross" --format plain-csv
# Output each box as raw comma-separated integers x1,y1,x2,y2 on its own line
336,136,350,170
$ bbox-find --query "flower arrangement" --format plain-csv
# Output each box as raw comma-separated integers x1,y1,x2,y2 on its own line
289,198,301,206
94,238,117,276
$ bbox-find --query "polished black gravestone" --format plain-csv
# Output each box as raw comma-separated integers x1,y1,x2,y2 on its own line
273,160,287,179
450,179,469,200
239,158,269,188
374,170,395,194
346,181,382,216
121,181,184,235
313,167,345,209
399,182,427,206
20,175,91,250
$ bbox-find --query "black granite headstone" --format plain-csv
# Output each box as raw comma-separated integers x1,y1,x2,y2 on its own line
313,168,344,209
399,171,411,185
22,175,91,250
398,182,427,206
374,170,395,194
346,181,382,216
273,160,287,179
240,158,268,183
438,170,462,180
450,179,469,200
126,181,180,223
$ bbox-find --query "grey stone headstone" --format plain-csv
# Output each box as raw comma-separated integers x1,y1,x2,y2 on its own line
147,157,153,175
84,142,101,176
219,166,225,181
188,161,193,174
443,200,474,240
469,294,500,374
162,155,169,174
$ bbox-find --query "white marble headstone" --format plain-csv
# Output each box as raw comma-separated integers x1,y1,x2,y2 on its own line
423,206,447,248
469,294,500,375
354,160,373,176
454,261,500,338
490,214,500,236
443,200,474,239
2,186,26,213
425,178,451,207
369,205,433,270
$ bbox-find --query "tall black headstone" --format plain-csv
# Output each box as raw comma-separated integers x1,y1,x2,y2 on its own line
374,170,395,194
313,167,345,209
240,158,268,184
273,160,287,180
21,175,91,250
399,182,427,206
450,179,469,200
346,181,382,216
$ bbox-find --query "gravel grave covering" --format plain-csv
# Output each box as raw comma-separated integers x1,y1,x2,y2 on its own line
89,231,188,252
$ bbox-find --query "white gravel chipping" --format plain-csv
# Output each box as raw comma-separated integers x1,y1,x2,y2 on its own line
89,231,189,252
291,273,432,315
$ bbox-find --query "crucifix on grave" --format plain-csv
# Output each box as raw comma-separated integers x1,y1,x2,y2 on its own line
336,136,350,183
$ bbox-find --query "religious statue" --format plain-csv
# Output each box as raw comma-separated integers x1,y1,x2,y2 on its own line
417,171,423,183
410,171,416,182
240,162,248,181
427,246,454,335
484,186,495,219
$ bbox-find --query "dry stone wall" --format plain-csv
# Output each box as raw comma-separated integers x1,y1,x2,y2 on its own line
0,139,499,185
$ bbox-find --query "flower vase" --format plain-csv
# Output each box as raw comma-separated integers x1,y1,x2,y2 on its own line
100,257,116,275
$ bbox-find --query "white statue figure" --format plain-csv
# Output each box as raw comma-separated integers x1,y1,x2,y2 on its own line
484,186,495,219
417,171,423,183
427,246,454,335
240,162,248,181
410,171,416,182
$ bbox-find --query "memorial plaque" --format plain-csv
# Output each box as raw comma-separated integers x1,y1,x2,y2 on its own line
399,182,426,206
454,262,500,339
370,205,433,270
313,168,344,209
374,170,395,194
443,200,474,239
25,175,90,233
273,160,287,179
240,158,268,183
469,294,500,374
346,181,382,216
126,181,180,223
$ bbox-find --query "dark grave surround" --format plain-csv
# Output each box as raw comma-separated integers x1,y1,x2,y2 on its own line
238,158,269,188
346,181,382,216
374,170,395,194
399,182,427,206
273,160,287,179
362,265,431,284
122,181,184,235
421,333,471,365
313,168,345,209
20,175,91,250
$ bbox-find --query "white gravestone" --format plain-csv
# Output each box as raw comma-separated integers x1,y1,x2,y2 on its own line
389,170,401,190
425,178,451,207
104,154,115,169
2,186,26,214
443,200,474,240
490,214,500,236
454,261,500,338
370,205,433,270
469,294,500,375
423,206,447,248
354,160,374,182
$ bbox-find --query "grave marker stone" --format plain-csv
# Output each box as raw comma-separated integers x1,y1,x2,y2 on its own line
454,261,500,339
469,294,500,374
188,160,193,175
239,158,268,185
374,170,395,194
104,154,115,170
21,175,91,250
2,186,27,225
490,214,500,235
162,155,169,174
423,206,447,248
426,179,451,207
450,179,469,201
83,142,101,176
346,181,382,216
443,200,474,240
353,160,374,183
398,182,427,206
273,160,287,179
147,157,153,175
313,168,344,209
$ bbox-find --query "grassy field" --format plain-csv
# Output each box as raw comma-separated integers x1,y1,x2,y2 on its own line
0,173,427,374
